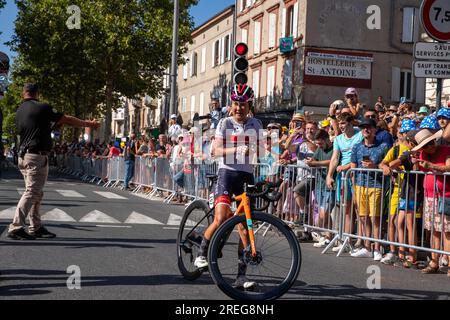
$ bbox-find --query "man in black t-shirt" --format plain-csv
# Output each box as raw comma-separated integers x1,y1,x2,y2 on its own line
8,83,99,240
123,132,137,190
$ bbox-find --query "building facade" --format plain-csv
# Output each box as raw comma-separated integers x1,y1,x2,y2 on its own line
177,5,235,125
236,0,425,119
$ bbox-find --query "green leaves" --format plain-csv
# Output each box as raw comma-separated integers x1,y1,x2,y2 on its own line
9,0,197,141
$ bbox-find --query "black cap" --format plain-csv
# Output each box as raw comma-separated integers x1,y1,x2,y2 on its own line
23,83,39,94
358,118,377,128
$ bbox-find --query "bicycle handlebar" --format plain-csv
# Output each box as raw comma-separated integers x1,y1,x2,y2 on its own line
245,179,283,199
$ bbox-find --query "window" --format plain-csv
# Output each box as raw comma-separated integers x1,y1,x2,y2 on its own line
181,97,187,112
252,69,260,99
268,13,277,49
391,67,413,102
284,3,298,38
190,52,197,77
254,20,261,55
224,35,231,61
201,47,206,73
402,7,420,43
267,65,275,107
212,40,220,67
191,95,196,113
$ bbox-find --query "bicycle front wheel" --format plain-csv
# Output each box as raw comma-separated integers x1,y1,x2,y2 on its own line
208,212,301,300
177,200,213,280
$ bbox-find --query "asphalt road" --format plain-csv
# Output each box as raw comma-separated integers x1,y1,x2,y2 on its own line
0,167,449,300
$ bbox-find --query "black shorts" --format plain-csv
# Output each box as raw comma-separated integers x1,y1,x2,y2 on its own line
214,168,254,206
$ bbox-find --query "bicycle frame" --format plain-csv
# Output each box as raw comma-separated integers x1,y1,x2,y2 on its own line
234,192,257,258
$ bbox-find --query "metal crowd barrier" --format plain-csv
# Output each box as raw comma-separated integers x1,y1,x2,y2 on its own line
337,168,450,257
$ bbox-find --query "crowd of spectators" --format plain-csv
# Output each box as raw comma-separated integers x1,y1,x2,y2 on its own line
52,87,450,277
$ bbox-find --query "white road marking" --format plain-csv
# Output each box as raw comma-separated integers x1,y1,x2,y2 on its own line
41,208,76,222
79,210,121,224
93,191,127,199
56,189,85,198
163,227,181,230
166,213,197,227
0,207,16,219
124,211,164,225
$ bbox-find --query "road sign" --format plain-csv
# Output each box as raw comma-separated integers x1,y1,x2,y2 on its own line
414,42,450,60
420,0,450,42
413,60,450,78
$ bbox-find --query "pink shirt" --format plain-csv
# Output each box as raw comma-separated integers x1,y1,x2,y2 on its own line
420,145,450,198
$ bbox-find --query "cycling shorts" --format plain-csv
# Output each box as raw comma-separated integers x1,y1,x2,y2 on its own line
214,168,254,207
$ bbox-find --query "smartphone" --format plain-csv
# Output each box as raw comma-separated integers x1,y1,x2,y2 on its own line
295,122,302,129
400,97,406,104
363,155,371,161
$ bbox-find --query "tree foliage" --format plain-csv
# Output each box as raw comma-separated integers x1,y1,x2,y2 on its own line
9,0,196,141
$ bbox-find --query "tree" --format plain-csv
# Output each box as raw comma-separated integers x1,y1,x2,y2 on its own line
9,0,196,142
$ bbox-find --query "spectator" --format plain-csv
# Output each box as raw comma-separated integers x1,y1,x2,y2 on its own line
123,133,137,190
374,96,385,111
437,107,450,146
417,106,430,119
168,114,182,141
137,137,149,156
210,99,222,129
350,118,389,260
304,129,335,248
326,113,363,252
364,109,394,148
385,105,400,137
379,119,416,265
344,87,363,119
411,129,450,275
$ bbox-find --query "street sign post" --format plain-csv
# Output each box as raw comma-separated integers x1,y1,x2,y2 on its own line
418,0,450,109
413,60,450,78
414,42,450,60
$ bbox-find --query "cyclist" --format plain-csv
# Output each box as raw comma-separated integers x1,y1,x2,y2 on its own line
194,84,264,289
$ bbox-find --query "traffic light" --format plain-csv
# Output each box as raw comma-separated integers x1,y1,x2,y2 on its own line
233,42,249,85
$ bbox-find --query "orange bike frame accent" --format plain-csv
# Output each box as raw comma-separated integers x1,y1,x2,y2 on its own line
234,192,257,257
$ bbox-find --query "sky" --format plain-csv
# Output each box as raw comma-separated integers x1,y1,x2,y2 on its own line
0,0,235,67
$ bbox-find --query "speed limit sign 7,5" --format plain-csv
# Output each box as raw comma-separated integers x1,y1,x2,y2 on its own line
421,0,450,42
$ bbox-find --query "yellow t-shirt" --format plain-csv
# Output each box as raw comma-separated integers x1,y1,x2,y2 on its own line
383,143,410,187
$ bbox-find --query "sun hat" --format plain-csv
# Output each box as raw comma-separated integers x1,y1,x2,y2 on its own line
412,129,443,151
418,106,429,114
419,116,440,130
436,107,450,119
399,119,417,133
292,113,305,121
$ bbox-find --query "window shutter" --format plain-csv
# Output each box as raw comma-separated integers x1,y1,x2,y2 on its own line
201,47,206,73
191,95,196,113
228,33,232,61
281,8,286,38
189,53,193,77
413,8,420,42
220,37,224,64
242,28,248,44
267,65,275,106
292,3,298,39
200,92,205,116
211,42,216,67
252,70,260,98
391,67,401,102
183,58,188,80
402,7,414,43
254,21,261,55
269,13,276,48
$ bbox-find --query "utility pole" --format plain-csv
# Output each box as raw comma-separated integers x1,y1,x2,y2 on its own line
169,0,180,117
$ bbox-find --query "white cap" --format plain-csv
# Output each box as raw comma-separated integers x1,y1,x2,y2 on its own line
170,114,177,119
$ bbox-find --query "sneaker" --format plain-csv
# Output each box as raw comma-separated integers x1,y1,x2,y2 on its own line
194,256,208,268
373,250,383,261
233,275,256,290
351,248,373,258
7,228,36,240
311,232,322,242
332,243,350,253
380,252,398,265
313,239,330,248
29,226,56,239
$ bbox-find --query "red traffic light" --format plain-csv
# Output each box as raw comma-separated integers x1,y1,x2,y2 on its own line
234,43,248,56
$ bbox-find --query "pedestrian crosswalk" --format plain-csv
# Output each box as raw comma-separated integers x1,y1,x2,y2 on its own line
0,206,187,227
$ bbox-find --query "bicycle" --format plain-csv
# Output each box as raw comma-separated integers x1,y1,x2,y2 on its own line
176,177,302,300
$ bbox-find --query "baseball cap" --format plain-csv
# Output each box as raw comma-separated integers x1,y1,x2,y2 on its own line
170,114,177,119
320,119,331,128
436,107,450,119
345,88,357,96
358,118,377,128
399,119,417,133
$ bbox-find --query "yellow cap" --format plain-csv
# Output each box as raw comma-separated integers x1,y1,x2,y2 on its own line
321,119,331,127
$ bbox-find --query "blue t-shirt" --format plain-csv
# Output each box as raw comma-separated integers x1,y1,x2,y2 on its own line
376,129,394,149
351,141,389,188
333,131,363,165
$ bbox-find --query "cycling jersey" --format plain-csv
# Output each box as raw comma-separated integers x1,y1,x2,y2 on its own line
215,116,263,174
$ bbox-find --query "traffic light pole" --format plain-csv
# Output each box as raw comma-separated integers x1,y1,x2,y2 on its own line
169,0,180,117
232,1,237,82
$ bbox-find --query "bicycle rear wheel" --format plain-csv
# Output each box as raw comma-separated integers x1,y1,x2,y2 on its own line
208,212,301,300
176,200,213,280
